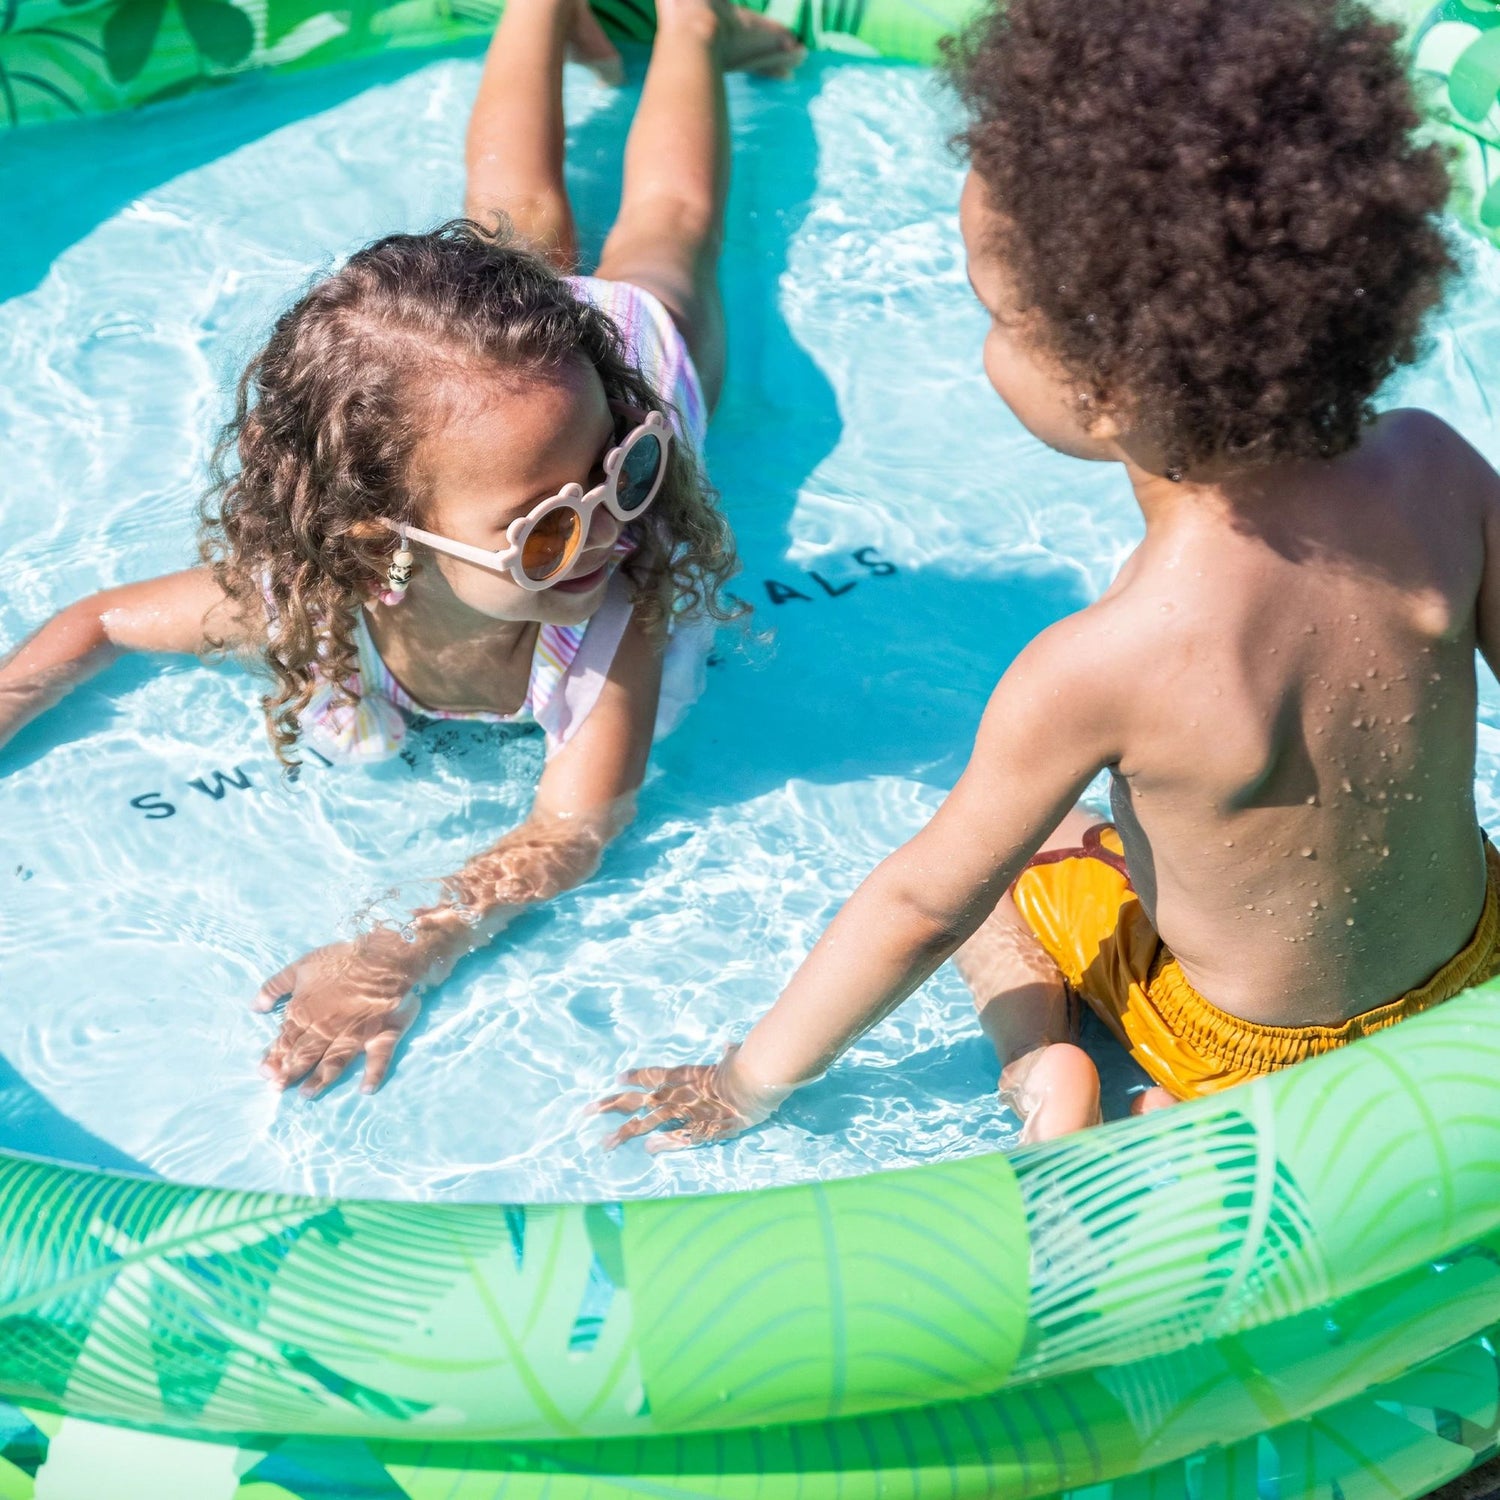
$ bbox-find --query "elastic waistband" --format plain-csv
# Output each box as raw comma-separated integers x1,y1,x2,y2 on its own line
1148,839,1500,1074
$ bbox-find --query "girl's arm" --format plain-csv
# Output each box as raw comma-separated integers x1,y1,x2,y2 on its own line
0,569,248,755
596,618,1122,1150
257,604,667,1097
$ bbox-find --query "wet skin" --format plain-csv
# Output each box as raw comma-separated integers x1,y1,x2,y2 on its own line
960,172,1496,1022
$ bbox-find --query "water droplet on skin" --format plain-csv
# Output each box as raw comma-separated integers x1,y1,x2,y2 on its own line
1380,846,1390,858
1346,917,1356,926
1366,668,1376,678
1351,717,1364,729
1224,840,1235,847
1268,646,1278,655
1340,778,1353,793
1303,623,1317,634
1305,794,1318,805
1309,898,1321,909
1343,885,1352,894
1400,713,1414,724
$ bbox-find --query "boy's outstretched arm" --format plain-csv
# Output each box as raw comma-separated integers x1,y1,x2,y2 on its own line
597,619,1123,1150
256,604,666,1098
0,568,245,756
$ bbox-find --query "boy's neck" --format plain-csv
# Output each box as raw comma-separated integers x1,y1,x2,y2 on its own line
1122,450,1325,533
1123,458,1228,530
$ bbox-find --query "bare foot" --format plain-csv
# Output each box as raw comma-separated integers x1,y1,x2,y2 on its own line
715,1,806,76
1130,1085,1178,1117
568,0,624,83
1002,1042,1103,1144
658,0,806,76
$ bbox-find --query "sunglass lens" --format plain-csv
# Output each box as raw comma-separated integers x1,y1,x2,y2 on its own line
521,509,582,581
616,433,663,514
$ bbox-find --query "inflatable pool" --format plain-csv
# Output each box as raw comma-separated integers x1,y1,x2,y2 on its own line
1,3,1499,1499
0,983,1496,1496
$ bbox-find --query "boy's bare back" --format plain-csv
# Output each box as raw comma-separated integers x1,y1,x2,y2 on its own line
1061,409,1500,1024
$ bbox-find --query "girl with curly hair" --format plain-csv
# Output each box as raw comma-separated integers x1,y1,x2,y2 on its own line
601,0,1500,1153
0,0,802,1096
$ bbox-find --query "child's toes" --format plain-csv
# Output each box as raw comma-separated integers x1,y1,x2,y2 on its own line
568,0,625,84
721,7,806,75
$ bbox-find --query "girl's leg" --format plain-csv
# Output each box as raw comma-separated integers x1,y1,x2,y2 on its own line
954,807,1104,1143
465,0,622,270
593,0,803,414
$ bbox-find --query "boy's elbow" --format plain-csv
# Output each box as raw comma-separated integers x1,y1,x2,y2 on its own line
876,863,985,961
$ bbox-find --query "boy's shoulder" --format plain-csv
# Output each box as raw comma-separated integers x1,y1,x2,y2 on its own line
1364,408,1496,488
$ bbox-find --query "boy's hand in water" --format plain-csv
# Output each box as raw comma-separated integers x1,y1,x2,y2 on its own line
592,1047,787,1152
254,928,432,1096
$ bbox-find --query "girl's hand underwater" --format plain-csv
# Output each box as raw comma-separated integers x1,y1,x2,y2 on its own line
592,1045,790,1153
254,928,431,1096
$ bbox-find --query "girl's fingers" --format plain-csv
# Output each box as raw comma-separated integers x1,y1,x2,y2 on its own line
300,1037,363,1098
253,963,299,1013
603,1104,688,1149
592,1089,655,1116
616,1065,705,1091
276,1029,331,1089
644,1129,695,1155
361,1031,401,1094
260,1020,306,1082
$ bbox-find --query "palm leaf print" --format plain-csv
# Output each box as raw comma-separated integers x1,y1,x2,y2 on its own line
1011,1093,1330,1378
622,1150,1030,1431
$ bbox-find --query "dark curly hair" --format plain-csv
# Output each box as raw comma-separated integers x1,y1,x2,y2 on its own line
201,220,740,763
947,0,1456,475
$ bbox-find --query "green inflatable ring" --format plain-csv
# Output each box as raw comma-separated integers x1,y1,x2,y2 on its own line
2,0,1499,1494
0,977,1496,1497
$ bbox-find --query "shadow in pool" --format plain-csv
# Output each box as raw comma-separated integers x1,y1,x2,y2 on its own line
0,1053,155,1175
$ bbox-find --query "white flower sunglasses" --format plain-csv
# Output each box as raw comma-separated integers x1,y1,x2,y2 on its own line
386,408,672,593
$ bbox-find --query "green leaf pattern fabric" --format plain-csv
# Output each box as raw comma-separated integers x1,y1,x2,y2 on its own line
0,983,1493,1493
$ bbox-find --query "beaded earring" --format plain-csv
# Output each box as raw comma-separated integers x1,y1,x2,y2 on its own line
381,528,414,607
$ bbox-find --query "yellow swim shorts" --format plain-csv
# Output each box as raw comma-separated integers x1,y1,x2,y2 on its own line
1009,824,1500,1100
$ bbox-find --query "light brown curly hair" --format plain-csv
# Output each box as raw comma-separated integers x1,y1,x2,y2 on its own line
201,219,740,763
947,0,1457,476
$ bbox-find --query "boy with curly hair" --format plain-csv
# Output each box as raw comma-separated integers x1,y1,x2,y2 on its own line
601,0,1500,1148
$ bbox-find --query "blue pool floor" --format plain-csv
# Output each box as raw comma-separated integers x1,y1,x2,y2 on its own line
1,47,1498,1201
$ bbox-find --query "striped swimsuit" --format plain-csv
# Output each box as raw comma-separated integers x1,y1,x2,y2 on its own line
297,276,711,764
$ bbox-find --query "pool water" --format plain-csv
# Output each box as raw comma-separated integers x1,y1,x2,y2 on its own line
2,50,1499,1203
